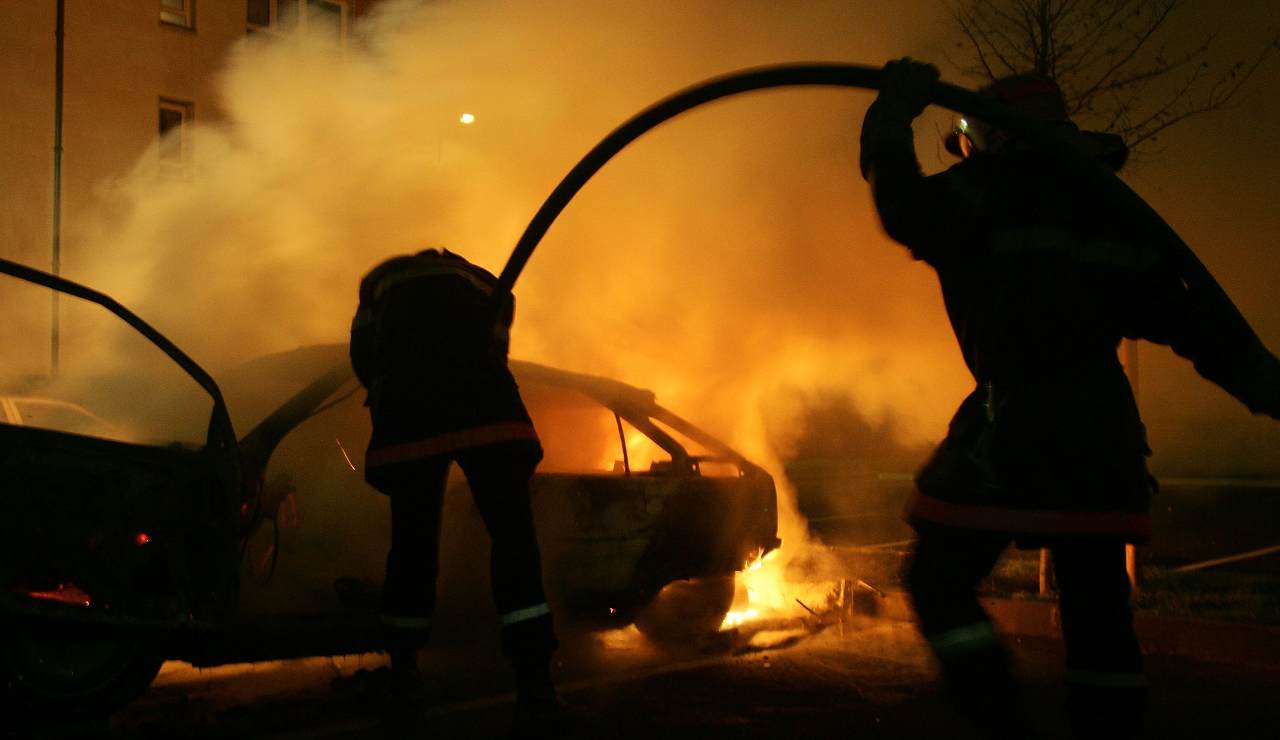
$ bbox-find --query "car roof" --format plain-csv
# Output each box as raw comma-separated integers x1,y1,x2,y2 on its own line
510,360,657,414
234,344,751,477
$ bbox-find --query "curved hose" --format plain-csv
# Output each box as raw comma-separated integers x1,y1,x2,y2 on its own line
492,61,1258,343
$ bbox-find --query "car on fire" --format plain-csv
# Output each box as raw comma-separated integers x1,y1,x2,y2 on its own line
0,258,779,720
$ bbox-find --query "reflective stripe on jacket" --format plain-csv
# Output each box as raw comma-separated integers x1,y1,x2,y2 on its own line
905,491,1151,540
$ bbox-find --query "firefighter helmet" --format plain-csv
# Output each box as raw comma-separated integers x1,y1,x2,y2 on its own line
946,73,1069,158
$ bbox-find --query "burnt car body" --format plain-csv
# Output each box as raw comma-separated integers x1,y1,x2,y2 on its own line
517,359,779,621
0,258,778,718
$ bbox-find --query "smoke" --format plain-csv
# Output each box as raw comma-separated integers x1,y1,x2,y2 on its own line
41,0,1276,627
57,0,972,557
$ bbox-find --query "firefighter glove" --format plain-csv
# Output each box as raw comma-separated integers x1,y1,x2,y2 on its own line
876,57,940,120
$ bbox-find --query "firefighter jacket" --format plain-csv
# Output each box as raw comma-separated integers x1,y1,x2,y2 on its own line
350,250,538,473
860,101,1280,543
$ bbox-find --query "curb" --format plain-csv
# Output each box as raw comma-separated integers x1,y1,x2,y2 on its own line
853,590,1280,669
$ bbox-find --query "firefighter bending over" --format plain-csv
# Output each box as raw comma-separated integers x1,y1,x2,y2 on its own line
350,248,558,731
860,58,1280,737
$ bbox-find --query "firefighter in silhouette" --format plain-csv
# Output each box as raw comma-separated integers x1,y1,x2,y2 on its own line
860,59,1280,737
350,248,558,731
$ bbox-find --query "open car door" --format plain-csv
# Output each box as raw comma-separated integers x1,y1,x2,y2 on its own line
0,258,240,719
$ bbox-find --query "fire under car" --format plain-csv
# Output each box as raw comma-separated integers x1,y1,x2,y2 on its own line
0,258,779,720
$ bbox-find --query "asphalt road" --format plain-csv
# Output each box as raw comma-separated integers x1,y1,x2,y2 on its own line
27,617,1280,739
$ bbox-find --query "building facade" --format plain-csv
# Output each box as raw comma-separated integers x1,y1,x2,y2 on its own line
0,0,375,273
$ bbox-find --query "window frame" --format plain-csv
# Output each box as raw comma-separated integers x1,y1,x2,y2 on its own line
158,98,195,170
247,0,348,40
160,0,195,30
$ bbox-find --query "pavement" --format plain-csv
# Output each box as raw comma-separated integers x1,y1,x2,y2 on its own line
856,588,1280,670
16,539,1280,739
40,602,1271,739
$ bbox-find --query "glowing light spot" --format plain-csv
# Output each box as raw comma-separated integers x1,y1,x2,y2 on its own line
459,112,476,125
135,532,152,546
25,583,92,608
721,609,760,629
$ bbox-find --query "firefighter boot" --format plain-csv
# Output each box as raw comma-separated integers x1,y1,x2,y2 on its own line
1065,684,1146,739
939,644,1037,740
501,611,561,736
382,647,431,737
511,658,561,738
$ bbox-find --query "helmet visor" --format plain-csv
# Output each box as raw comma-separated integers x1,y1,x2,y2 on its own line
952,116,992,158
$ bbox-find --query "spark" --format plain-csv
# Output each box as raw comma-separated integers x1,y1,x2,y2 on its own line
459,112,475,124
335,438,357,471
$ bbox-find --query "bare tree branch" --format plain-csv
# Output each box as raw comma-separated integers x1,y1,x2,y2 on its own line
957,14,1000,79
1070,1,1178,118
947,0,1278,158
956,3,1023,77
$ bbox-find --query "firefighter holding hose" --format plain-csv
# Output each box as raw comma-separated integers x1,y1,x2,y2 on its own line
350,248,558,733
860,58,1280,737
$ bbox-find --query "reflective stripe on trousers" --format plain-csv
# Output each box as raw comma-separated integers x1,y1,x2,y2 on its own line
907,491,1151,539
381,613,432,630
500,602,552,627
927,620,1000,658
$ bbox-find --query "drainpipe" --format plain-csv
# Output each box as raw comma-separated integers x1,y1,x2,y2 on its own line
51,0,65,376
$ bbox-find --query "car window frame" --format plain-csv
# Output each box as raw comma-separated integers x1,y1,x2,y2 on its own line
0,258,237,455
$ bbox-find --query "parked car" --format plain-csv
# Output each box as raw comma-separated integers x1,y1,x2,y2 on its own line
231,346,779,633
0,396,116,439
0,258,779,720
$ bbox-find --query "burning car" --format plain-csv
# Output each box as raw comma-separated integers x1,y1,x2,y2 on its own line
234,346,779,631
0,258,778,719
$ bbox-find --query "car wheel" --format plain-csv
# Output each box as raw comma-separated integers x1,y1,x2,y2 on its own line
633,574,736,643
0,627,163,723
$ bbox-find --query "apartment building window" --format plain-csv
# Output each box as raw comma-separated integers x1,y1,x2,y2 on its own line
160,0,195,29
159,99,193,164
247,0,346,39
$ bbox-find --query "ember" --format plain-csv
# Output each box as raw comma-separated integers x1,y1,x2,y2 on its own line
24,583,92,608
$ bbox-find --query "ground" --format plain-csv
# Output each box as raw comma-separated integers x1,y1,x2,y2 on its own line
24,615,1279,739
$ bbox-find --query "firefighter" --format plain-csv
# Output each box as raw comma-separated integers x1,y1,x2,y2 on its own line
859,58,1280,737
350,248,559,732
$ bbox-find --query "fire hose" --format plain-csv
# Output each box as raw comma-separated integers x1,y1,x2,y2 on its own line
490,61,1265,351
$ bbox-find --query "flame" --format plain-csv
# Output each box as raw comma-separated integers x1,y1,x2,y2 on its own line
719,548,787,630
721,608,760,628
623,430,662,472
589,426,667,473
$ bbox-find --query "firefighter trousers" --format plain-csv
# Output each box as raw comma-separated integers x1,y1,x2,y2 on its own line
369,439,558,676
906,522,1145,738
